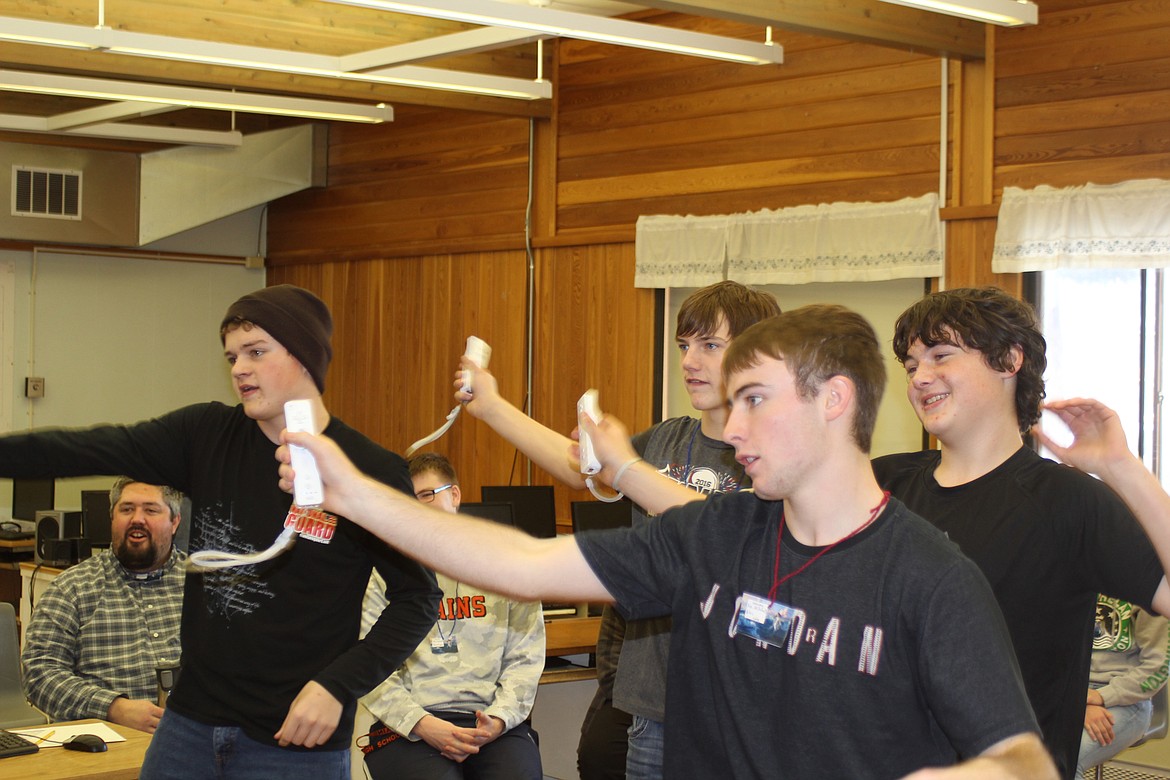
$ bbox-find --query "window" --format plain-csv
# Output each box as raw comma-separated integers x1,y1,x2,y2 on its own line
1039,268,1165,482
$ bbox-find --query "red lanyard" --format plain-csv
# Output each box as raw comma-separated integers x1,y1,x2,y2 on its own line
767,491,891,603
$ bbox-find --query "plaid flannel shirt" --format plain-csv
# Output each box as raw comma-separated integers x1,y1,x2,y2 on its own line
20,548,186,721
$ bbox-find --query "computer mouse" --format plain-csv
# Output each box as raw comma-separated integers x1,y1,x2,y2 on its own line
63,734,108,752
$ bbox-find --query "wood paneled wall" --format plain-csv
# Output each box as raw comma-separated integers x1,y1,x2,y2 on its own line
268,243,656,525
554,15,943,240
267,251,531,502
267,0,1170,521
530,243,658,518
268,108,535,264
995,0,1170,192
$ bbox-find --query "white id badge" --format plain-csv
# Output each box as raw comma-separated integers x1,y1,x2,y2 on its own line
430,636,459,654
732,592,796,650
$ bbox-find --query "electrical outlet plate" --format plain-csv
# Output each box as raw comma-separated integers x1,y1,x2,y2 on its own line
25,377,44,398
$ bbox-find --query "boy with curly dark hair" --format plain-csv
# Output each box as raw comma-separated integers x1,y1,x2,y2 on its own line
874,286,1170,780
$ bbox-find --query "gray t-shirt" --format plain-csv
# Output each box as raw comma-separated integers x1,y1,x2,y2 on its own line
611,415,745,721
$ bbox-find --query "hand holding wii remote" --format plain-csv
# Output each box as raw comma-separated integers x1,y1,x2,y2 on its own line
577,389,603,476
577,389,622,503
285,399,324,508
407,337,491,456
461,336,492,394
188,401,324,570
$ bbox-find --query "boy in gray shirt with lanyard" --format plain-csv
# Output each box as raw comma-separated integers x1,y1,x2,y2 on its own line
455,281,779,779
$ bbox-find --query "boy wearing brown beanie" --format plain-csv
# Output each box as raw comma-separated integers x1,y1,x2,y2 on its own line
0,284,440,780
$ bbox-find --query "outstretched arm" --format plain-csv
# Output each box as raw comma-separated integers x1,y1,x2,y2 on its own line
899,733,1056,780
456,357,710,515
278,430,611,604
455,359,586,488
577,412,708,514
1034,398,1170,616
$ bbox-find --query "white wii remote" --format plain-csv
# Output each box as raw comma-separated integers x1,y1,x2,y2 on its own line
462,336,492,394
577,389,602,476
285,399,324,508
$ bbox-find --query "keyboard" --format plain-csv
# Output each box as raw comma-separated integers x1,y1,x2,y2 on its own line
0,730,38,758
0,529,34,541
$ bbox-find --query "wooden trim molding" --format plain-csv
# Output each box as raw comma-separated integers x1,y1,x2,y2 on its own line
940,203,999,220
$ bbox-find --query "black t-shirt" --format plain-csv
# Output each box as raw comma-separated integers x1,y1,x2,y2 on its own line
0,402,440,750
577,491,1038,779
874,446,1164,779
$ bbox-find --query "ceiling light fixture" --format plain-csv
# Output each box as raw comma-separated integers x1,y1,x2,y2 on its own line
0,70,393,123
321,0,783,65
876,0,1037,26
0,17,550,100
0,111,244,147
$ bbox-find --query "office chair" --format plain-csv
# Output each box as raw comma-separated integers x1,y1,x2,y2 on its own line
0,602,48,728
1093,684,1169,779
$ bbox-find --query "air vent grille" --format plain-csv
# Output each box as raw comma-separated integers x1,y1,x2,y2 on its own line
12,166,82,220
1090,761,1170,779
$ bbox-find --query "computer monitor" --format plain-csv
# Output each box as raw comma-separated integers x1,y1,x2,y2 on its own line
81,489,112,547
12,477,54,522
571,498,634,533
481,485,557,539
459,501,514,527
176,495,192,553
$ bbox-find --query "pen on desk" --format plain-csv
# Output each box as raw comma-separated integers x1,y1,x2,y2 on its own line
35,729,54,745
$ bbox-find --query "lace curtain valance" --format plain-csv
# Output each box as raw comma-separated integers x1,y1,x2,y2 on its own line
634,193,943,288
634,214,729,289
992,179,1170,273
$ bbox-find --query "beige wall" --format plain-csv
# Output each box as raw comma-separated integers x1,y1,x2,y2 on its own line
0,248,263,514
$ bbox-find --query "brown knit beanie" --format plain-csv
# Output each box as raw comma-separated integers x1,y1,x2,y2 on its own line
220,285,333,393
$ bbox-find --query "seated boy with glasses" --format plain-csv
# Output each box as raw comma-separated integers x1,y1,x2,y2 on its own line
358,452,546,780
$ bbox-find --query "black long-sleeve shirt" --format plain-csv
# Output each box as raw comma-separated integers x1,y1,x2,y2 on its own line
1,402,439,749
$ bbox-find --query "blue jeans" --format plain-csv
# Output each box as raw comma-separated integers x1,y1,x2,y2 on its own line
1076,698,1153,775
140,709,350,780
625,715,665,780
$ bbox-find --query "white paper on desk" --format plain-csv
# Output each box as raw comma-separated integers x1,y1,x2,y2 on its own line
10,722,126,749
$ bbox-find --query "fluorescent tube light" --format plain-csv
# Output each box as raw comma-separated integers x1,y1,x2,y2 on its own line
0,112,245,147
0,17,550,100
877,0,1037,26
0,70,393,123
322,0,783,65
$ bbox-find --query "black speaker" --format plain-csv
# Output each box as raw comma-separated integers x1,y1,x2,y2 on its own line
41,538,72,568
35,510,82,564
81,490,112,548
66,537,92,564
39,536,90,568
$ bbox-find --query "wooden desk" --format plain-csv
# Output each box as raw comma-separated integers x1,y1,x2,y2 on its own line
3,719,151,780
541,616,601,684
544,615,600,657
0,537,34,556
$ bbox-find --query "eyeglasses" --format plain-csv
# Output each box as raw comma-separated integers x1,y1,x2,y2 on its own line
415,484,455,503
